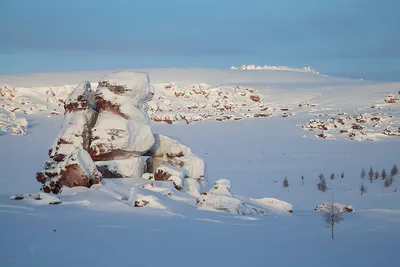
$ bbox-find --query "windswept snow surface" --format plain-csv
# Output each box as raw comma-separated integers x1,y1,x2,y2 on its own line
1,68,400,267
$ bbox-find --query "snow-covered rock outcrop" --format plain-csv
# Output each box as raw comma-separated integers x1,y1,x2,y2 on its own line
196,179,293,216
314,202,354,213
145,134,205,180
0,111,28,135
36,82,101,193
249,198,293,213
303,112,398,141
196,179,265,215
36,72,205,194
148,83,283,123
231,64,324,75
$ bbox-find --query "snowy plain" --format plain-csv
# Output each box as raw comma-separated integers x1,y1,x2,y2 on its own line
0,68,399,267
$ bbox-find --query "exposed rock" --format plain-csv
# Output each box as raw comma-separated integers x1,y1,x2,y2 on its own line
382,126,400,136
37,149,101,194
0,87,15,99
145,134,204,180
37,82,102,193
314,202,354,213
36,72,205,194
196,179,268,216
384,94,399,103
134,200,150,207
90,72,155,160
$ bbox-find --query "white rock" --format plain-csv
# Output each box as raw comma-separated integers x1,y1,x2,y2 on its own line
95,157,145,178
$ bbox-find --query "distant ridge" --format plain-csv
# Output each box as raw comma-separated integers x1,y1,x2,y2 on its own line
230,64,326,76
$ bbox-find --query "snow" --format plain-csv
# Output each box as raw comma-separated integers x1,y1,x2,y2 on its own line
1,68,400,267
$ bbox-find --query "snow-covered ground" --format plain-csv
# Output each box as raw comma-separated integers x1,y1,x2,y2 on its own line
1,68,399,267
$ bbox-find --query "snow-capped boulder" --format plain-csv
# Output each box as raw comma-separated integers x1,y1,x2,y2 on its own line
145,134,205,180
208,179,231,196
128,187,166,209
37,149,101,194
197,193,246,214
89,113,154,160
249,198,293,213
97,71,154,109
314,202,354,213
196,179,267,216
153,164,188,190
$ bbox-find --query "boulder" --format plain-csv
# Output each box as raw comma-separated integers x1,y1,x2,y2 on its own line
145,134,204,180
89,71,155,162
89,113,154,160
196,179,267,216
249,198,293,213
314,202,354,213
37,149,101,194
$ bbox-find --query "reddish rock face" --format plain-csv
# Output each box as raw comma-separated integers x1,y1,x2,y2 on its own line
98,81,128,95
154,169,172,181
89,144,134,161
59,164,91,188
37,82,102,194
152,117,173,124
250,95,260,102
64,94,87,112
94,94,129,120
134,200,150,207
0,87,15,98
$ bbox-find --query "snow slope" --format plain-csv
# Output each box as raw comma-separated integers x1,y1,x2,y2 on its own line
1,68,400,267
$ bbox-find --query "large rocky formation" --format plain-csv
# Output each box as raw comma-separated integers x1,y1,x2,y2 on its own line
36,71,205,194
89,72,155,178
36,82,101,193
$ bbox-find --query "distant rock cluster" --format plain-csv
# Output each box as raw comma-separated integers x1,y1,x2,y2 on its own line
303,112,397,141
148,83,292,123
0,110,28,135
230,64,323,75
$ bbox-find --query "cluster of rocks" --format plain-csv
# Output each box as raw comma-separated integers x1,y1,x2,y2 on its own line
36,72,204,194
384,93,400,103
196,179,269,215
0,85,66,115
148,83,292,124
382,126,400,136
303,112,396,141
0,111,28,135
314,202,354,213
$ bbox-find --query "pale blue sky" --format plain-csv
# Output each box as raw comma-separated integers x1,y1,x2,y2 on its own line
0,0,399,80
